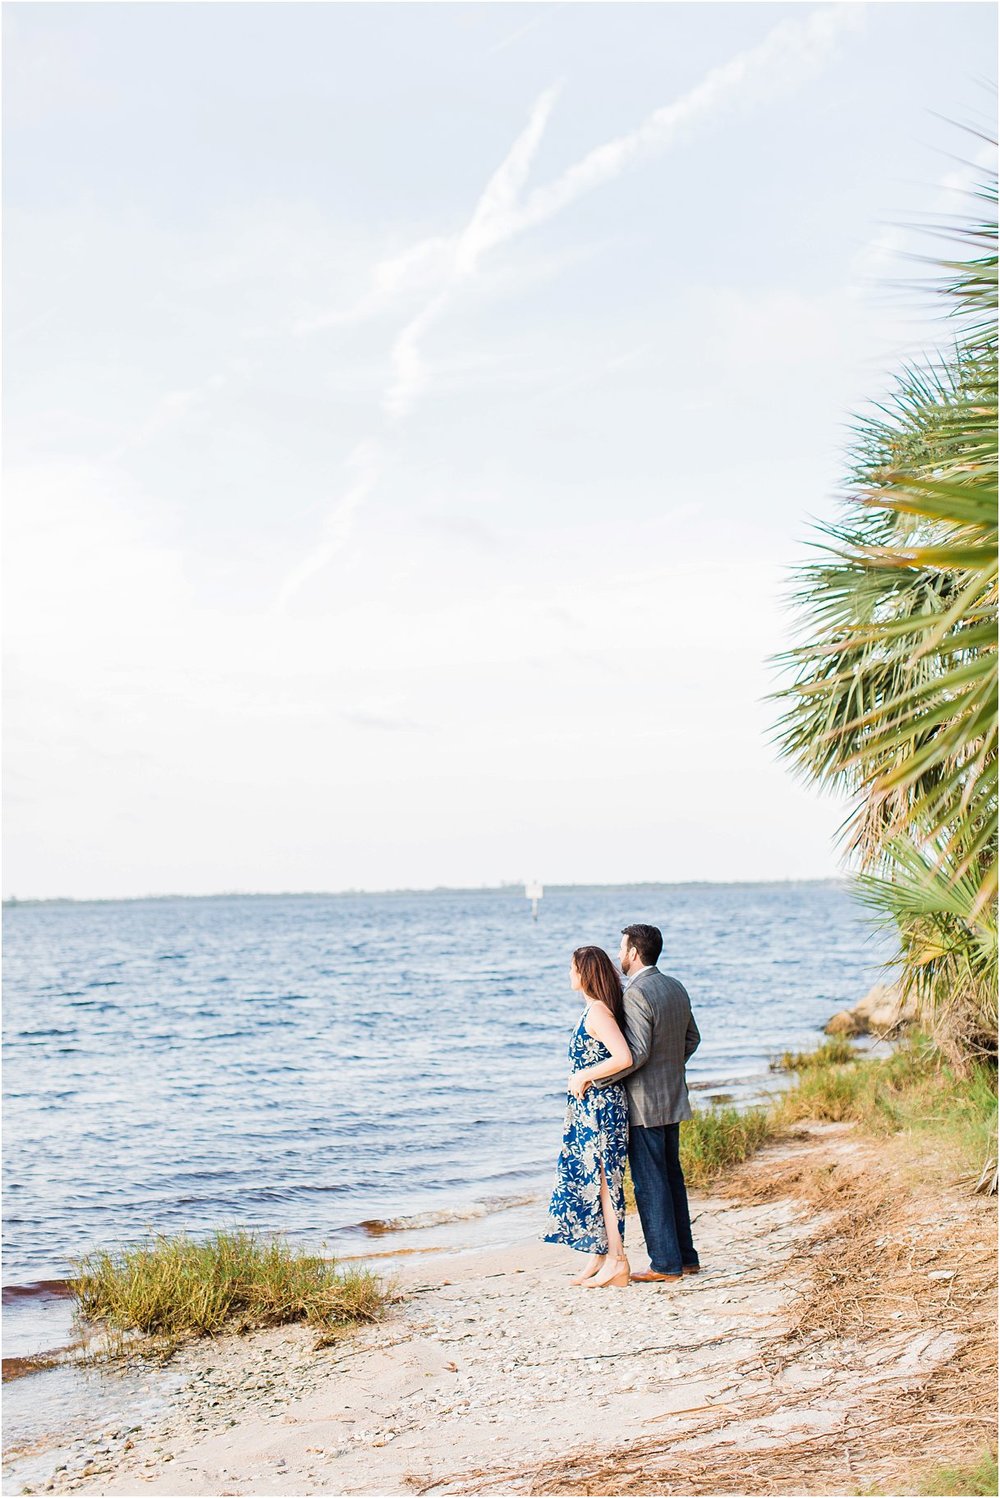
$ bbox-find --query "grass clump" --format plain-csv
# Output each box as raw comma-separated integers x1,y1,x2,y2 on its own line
74,1228,389,1343
915,1450,998,1496
625,1104,774,1207
770,1037,857,1071
774,1038,998,1180
679,1105,773,1188
774,1061,871,1123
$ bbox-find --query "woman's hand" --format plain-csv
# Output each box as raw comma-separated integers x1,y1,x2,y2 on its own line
568,1070,592,1101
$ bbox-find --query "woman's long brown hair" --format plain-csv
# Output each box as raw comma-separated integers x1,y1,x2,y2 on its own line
572,945,624,1027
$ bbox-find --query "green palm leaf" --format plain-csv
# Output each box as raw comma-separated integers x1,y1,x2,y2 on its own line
772,148,998,1060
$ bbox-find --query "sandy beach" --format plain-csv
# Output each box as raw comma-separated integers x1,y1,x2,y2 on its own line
16,1118,994,1498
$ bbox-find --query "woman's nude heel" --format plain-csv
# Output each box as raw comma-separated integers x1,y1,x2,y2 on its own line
570,1255,605,1285
582,1253,630,1288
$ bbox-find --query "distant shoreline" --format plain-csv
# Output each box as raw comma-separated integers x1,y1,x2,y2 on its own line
2,876,849,909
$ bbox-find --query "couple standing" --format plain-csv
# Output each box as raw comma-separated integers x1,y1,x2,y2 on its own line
543,923,701,1287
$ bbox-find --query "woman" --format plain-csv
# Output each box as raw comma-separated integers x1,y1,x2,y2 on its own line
542,945,632,1287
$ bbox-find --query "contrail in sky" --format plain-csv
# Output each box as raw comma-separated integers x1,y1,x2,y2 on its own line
277,5,862,610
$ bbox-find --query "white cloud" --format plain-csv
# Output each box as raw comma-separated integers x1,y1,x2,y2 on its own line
453,85,561,278
271,440,382,615
372,6,863,419
383,85,561,418
384,289,452,419
293,235,453,335
107,374,228,462
483,12,548,59
325,3,866,574
510,5,863,239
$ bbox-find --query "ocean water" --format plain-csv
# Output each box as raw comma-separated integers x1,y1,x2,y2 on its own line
3,881,890,1303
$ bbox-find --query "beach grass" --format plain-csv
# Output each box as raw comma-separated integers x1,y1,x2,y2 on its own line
914,1451,999,1497
624,1103,773,1206
769,1036,858,1071
773,1037,998,1180
73,1228,391,1344
623,1035,997,1210
679,1104,773,1189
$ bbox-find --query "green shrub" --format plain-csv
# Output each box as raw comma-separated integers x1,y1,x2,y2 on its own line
775,1064,871,1124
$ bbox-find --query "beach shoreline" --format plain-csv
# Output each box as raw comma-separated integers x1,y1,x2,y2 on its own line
2,1060,834,1371
6,1117,994,1498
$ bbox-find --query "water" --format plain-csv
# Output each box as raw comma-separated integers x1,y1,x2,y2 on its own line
3,882,889,1323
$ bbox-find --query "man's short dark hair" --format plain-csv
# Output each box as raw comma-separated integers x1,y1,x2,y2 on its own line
621,924,663,967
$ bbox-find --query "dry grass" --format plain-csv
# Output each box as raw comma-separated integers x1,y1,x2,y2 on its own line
440,1134,997,1497
73,1228,393,1356
723,1148,996,1389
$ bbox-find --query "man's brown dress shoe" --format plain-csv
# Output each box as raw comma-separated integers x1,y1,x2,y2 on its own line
683,1265,700,1275
630,1270,683,1282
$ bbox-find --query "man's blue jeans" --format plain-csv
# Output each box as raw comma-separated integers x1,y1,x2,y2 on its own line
627,1123,699,1275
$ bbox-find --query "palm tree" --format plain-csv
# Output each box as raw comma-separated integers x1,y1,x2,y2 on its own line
773,155,997,1063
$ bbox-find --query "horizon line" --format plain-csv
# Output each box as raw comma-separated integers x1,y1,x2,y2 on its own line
2,875,851,908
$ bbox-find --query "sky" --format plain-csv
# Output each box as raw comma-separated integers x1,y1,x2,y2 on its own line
3,1,997,901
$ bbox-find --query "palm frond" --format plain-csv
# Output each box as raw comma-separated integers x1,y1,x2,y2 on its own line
771,148,998,1057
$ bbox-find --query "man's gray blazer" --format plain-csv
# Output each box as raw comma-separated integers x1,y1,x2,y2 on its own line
601,967,700,1127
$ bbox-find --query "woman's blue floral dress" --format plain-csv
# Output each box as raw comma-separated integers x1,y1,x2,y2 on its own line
542,1004,629,1254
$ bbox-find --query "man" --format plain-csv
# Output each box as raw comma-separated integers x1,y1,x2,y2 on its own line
601,922,701,1283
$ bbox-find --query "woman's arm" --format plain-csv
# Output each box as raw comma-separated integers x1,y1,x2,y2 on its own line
595,989,652,1087
569,1003,633,1098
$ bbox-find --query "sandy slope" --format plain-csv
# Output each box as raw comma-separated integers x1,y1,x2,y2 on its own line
30,1122,994,1497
